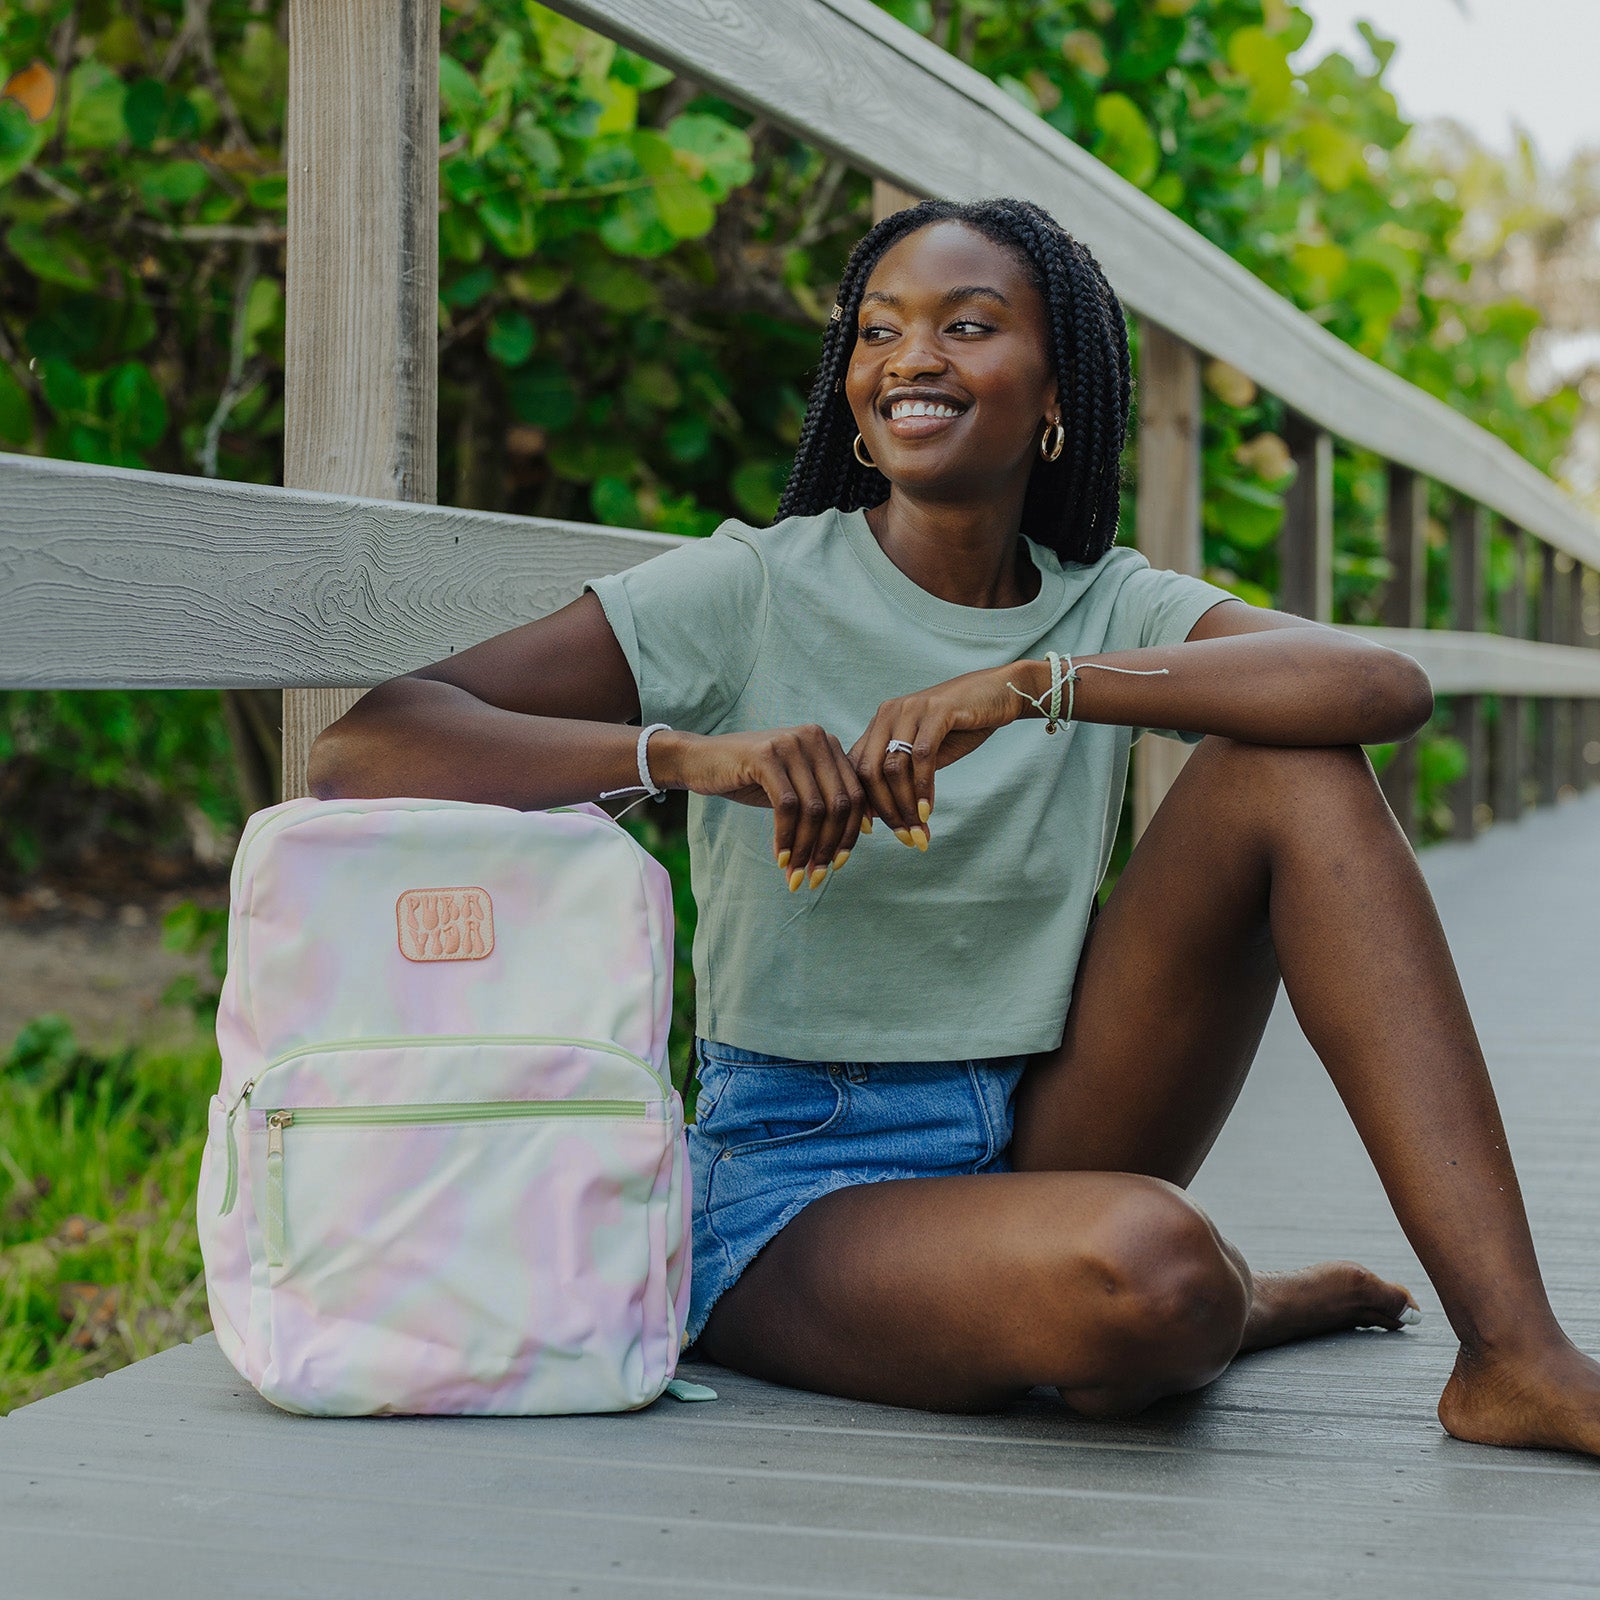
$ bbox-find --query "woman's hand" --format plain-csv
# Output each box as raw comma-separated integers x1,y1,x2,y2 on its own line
651,727,870,891
847,663,1028,847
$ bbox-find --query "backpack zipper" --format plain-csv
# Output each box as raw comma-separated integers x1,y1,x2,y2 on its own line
259,1099,652,1269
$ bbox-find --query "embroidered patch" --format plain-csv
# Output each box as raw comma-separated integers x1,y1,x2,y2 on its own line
396,887,494,963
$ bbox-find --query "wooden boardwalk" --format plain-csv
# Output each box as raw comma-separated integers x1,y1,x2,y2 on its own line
4,792,1599,1598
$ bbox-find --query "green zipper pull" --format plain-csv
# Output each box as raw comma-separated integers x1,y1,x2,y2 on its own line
264,1111,292,1267
219,1078,256,1217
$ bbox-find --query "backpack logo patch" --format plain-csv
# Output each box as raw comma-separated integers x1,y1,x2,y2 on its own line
396,887,495,963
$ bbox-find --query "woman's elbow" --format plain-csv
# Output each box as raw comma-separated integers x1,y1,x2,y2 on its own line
1383,651,1434,742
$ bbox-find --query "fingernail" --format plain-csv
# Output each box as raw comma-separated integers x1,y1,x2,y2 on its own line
832,849,850,871
777,848,791,869
860,817,874,834
893,827,914,848
1399,1305,1422,1326
917,799,931,824
808,866,828,889
787,868,805,892
911,826,928,851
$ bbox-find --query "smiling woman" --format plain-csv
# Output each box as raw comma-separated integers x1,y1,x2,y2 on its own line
309,196,1600,1461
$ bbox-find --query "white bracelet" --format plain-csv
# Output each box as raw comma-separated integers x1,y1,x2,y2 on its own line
1006,655,1171,734
599,722,672,804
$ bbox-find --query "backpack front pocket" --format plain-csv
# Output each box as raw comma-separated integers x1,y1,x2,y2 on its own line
233,1036,681,1417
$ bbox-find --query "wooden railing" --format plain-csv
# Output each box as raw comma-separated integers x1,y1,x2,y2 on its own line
2,0,1598,845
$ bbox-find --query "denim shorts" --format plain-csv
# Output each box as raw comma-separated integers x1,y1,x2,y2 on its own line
683,1036,1031,1349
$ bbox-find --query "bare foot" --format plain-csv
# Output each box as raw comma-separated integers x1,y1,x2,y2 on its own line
1438,1339,1600,1458
1239,1260,1418,1354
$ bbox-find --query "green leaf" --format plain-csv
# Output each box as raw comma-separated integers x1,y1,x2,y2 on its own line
442,264,495,309
510,114,563,183
0,99,47,186
526,5,614,82
665,113,753,199
508,360,578,429
654,175,715,240
0,360,32,446
1091,93,1159,190
611,47,674,91
480,31,526,98
6,223,97,292
244,278,283,353
580,259,655,312
730,459,788,524
486,308,536,367
1226,26,1295,120
546,433,634,481
878,0,934,31
664,413,711,464
123,79,169,149
479,190,538,257
505,262,571,305
105,361,168,449
64,60,127,149
245,172,288,210
625,361,680,410
590,474,641,526
591,76,637,136
137,159,211,207
439,53,483,118
37,359,88,418
598,189,674,257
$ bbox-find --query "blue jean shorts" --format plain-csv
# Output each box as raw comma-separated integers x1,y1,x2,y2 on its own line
684,1036,1031,1349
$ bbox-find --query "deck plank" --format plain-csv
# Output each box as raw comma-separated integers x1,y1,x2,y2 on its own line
4,791,1600,1596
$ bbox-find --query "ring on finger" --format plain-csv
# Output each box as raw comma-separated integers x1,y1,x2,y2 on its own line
885,738,914,756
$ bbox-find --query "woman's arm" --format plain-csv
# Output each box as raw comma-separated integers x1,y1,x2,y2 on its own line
1019,599,1435,749
847,602,1434,839
307,593,872,886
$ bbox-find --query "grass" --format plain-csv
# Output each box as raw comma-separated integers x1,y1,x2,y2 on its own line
0,1014,216,1415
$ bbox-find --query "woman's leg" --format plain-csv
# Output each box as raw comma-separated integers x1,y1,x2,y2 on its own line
697,1168,1262,1416
1011,735,1600,1453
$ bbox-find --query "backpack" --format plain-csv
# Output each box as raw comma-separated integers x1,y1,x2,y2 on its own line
196,796,694,1416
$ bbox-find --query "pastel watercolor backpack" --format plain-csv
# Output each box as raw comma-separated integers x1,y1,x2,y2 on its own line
196,795,697,1417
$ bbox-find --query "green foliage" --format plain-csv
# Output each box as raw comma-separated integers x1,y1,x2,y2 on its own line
0,1017,216,1414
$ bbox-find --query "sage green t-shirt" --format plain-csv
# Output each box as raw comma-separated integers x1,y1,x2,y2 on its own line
584,505,1236,1061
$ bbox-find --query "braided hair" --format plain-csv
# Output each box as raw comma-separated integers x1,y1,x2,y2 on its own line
775,197,1131,567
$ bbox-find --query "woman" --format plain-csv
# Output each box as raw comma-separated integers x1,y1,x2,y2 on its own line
310,197,1600,1455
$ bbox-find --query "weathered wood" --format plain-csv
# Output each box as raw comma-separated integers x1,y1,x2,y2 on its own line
1492,523,1526,823
541,0,1600,570
9,789,1600,1596
1279,413,1333,624
1379,466,1429,841
0,454,680,688
1565,563,1586,795
281,0,440,798
9,455,1600,697
1586,567,1600,793
872,177,920,223
1133,321,1203,839
1447,501,1486,840
1536,543,1562,805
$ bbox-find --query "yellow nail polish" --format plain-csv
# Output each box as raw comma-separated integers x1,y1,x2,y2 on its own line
808,866,828,889
860,816,874,834
917,799,931,824
911,826,929,851
777,848,790,869
787,868,805,892
893,827,914,848
832,849,851,871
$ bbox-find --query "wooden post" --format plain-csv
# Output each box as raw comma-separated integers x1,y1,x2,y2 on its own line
1586,567,1600,791
1565,561,1586,794
1380,465,1428,841
1280,412,1333,624
1535,542,1561,805
1492,522,1526,824
281,0,440,799
1132,321,1203,841
1447,500,1486,840
872,179,921,223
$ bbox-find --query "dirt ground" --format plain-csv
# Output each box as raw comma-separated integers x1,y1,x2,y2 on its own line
1,886,225,1055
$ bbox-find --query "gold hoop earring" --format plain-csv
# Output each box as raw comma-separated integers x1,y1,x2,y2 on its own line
1040,419,1065,463
853,432,875,468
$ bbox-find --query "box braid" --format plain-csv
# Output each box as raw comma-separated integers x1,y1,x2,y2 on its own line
775,197,1131,566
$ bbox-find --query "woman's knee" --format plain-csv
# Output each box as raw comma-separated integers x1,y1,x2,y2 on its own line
1055,1178,1248,1403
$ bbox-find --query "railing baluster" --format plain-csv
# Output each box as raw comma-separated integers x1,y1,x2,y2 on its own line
1587,567,1600,791
1381,465,1428,842
1449,500,1487,839
1280,413,1333,624
1132,320,1203,840
1536,543,1561,805
1566,561,1586,795
1492,521,1527,824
